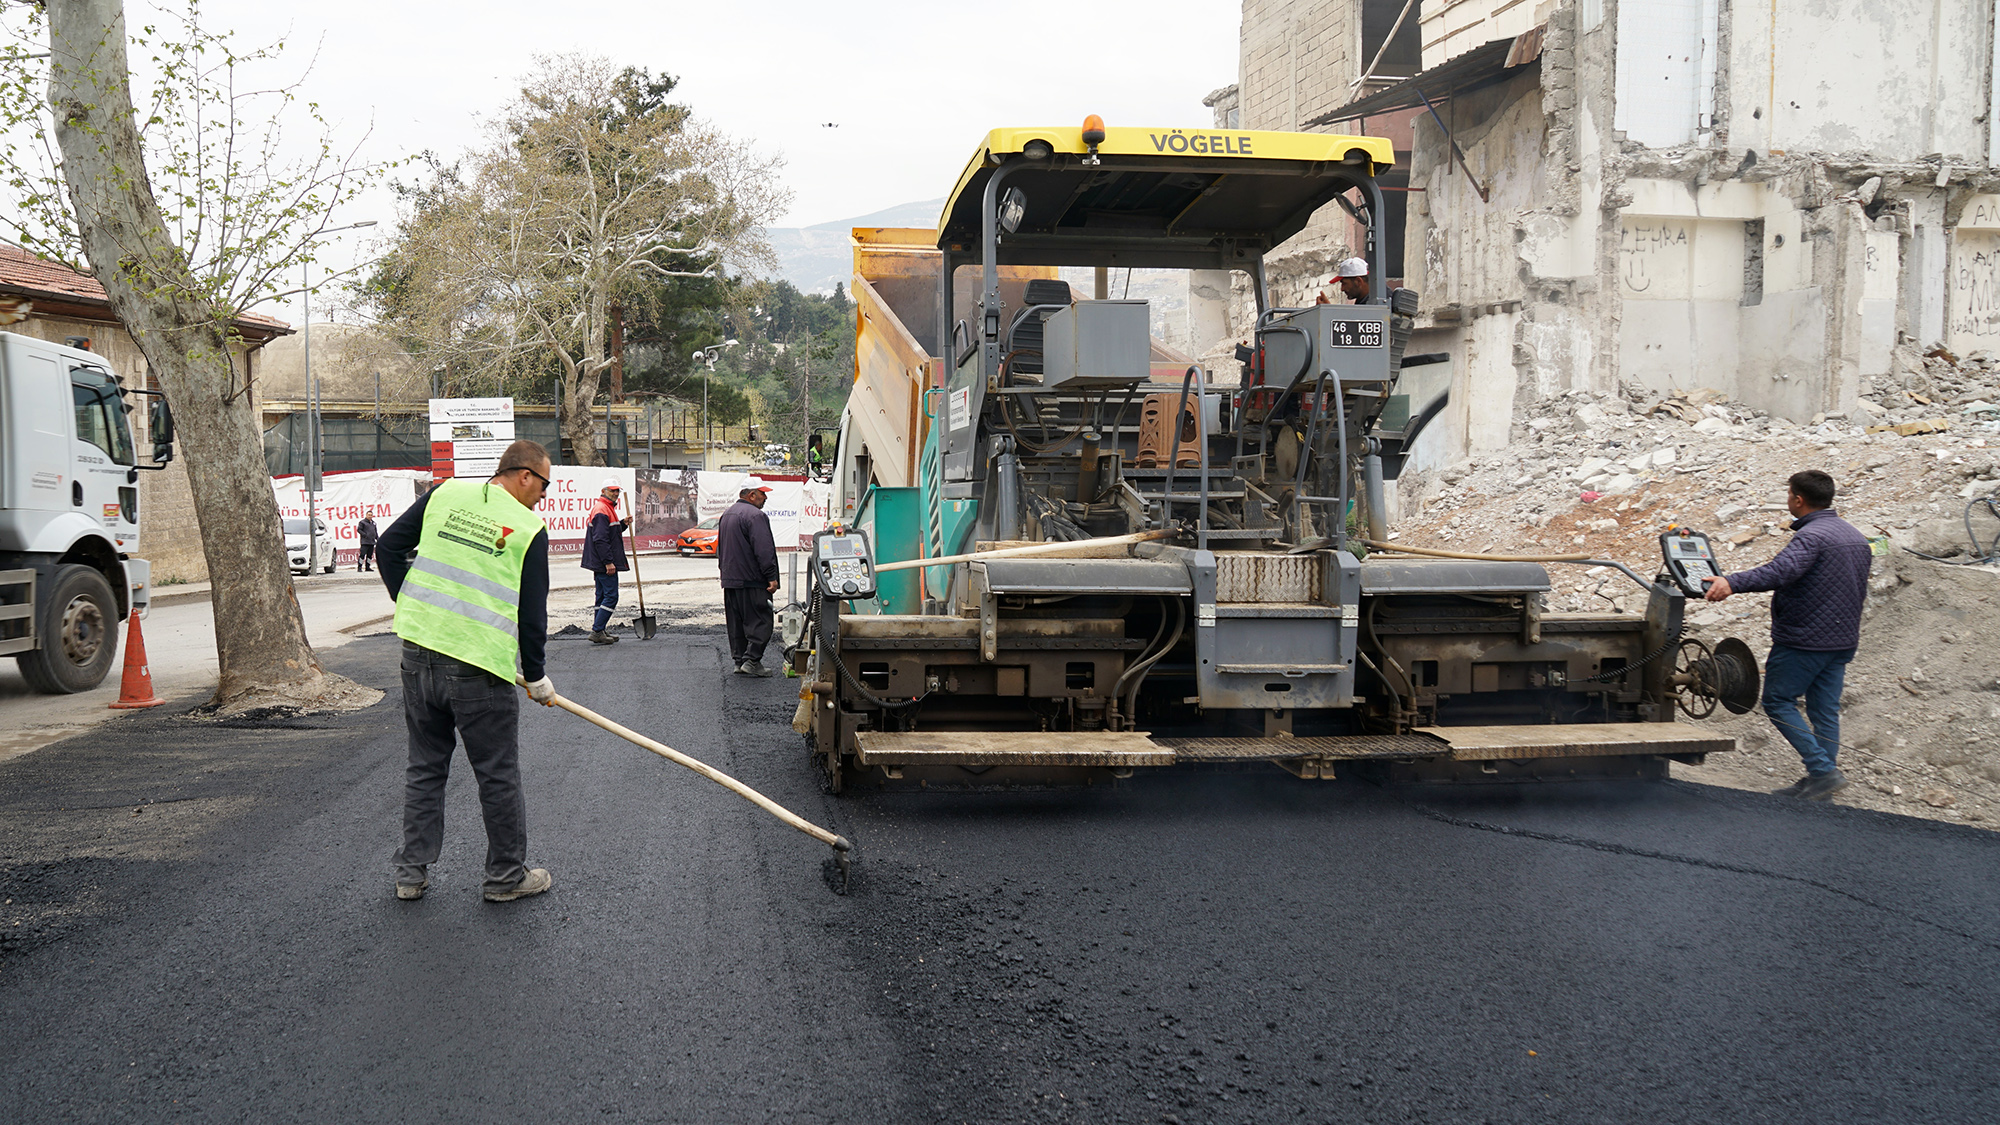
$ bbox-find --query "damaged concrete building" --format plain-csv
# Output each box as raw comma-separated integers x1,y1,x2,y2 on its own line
1229,0,2000,468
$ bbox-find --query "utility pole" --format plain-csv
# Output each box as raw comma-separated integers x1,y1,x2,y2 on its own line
303,264,318,575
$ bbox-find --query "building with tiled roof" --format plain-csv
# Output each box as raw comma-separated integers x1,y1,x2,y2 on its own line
0,244,291,340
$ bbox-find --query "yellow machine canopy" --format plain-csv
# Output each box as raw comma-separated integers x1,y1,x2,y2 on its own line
936,124,1396,269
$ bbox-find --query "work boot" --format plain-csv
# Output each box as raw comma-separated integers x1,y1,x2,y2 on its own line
484,868,553,903
739,660,775,678
1797,770,1850,802
395,869,428,901
1770,777,1811,797
590,630,619,645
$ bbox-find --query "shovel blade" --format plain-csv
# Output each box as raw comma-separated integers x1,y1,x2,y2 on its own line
634,614,658,641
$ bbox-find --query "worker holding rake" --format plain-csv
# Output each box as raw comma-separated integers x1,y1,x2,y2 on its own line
377,439,560,903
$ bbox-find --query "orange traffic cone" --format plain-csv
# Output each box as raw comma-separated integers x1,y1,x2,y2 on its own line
108,607,165,709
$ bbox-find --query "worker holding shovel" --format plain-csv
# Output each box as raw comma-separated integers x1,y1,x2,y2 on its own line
583,478,630,645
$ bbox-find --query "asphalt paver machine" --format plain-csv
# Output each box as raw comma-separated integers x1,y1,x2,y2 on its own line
799,119,1757,792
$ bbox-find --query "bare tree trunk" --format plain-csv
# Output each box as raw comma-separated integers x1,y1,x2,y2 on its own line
561,291,609,466
562,371,602,467
47,0,376,712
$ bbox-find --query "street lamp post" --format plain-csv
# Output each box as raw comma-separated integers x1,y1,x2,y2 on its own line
301,220,377,576
692,340,737,471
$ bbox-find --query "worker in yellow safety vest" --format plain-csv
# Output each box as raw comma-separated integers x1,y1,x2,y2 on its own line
377,439,558,903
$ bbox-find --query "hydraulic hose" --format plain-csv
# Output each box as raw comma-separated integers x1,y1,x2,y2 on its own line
1118,597,1185,730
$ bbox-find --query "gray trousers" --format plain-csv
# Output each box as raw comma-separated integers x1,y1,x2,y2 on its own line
724,585,774,665
395,642,528,894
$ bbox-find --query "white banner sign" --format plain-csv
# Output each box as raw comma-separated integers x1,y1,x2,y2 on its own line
695,472,831,549
532,466,637,555
273,469,430,562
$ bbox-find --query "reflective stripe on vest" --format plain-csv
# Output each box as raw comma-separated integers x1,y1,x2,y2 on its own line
393,478,546,680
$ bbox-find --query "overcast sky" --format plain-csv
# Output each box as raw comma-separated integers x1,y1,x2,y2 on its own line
156,0,1241,318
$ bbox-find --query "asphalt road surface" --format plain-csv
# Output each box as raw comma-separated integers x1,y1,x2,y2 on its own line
2,625,1995,1123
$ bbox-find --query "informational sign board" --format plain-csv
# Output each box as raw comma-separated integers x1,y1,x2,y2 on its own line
428,397,515,479
694,471,831,549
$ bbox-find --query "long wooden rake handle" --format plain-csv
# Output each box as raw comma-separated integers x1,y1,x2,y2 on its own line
520,679,851,856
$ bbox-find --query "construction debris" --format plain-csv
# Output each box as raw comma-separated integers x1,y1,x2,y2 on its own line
1391,351,2000,828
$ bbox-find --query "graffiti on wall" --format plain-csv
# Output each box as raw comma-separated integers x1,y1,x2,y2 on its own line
1950,231,2000,348
1619,222,1690,297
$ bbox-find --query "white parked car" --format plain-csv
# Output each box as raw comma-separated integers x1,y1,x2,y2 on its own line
285,517,335,575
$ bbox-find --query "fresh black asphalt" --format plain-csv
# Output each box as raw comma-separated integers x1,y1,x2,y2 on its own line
1,627,1995,1123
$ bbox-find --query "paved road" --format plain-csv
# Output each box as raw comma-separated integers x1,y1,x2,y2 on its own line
1,625,1995,1123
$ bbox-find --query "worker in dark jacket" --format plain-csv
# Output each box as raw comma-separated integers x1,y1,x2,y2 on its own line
581,478,629,645
1704,470,1872,801
355,515,378,572
717,483,780,676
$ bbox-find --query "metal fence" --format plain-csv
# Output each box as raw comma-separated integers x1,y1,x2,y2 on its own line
264,413,629,477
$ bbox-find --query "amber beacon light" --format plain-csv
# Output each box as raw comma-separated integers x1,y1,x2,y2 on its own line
1081,114,1105,164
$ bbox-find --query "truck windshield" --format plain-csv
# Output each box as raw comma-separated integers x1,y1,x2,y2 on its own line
70,368,134,466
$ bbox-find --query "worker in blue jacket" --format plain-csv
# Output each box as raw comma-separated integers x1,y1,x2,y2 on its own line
1704,469,1872,802
582,478,629,645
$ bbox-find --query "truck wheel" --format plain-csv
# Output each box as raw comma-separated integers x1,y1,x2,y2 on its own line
16,564,119,694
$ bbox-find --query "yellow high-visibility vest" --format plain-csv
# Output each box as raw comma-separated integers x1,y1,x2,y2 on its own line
393,479,545,680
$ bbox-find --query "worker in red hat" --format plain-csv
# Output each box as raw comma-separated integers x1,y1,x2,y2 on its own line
582,477,630,644
717,483,780,676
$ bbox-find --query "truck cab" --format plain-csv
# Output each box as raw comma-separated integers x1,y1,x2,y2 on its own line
0,331,172,692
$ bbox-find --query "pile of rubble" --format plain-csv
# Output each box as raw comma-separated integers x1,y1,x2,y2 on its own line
1387,357,2000,828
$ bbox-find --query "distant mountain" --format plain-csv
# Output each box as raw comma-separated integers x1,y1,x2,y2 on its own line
761,198,945,294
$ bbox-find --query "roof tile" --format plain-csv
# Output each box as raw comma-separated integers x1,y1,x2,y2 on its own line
0,244,291,333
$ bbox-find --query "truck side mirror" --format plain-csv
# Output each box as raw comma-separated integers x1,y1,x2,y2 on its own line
149,398,175,464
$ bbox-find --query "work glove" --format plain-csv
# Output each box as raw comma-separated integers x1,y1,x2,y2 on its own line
618,518,631,530
524,676,557,706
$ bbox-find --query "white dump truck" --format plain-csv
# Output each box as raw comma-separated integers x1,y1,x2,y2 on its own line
0,331,173,692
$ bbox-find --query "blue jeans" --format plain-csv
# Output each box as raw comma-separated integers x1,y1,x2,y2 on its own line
592,570,620,632
1762,644,1855,776
396,643,527,894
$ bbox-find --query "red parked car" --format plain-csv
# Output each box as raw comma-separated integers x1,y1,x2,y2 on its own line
675,517,719,557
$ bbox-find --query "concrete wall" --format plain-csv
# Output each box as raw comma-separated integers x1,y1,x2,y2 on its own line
1725,0,1993,162
259,323,427,404
1613,178,1836,418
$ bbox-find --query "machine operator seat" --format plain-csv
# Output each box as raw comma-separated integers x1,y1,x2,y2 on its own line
1004,278,1076,378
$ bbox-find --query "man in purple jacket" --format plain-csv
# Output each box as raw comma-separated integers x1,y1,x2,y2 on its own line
1704,470,1872,801
717,484,780,676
